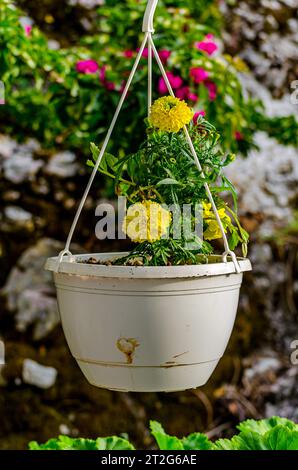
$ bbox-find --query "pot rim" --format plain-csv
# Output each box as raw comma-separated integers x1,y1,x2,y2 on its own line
45,252,252,279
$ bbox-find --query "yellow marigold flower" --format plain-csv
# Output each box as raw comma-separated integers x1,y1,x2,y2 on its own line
123,201,172,243
203,202,229,220
202,201,231,241
149,96,194,133
204,219,223,240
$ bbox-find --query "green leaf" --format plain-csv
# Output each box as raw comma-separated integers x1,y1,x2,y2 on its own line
29,439,61,450
29,436,98,450
221,175,238,212
264,426,298,450
215,420,298,451
100,153,118,173
214,432,268,450
96,436,135,450
89,143,118,178
90,142,100,161
157,178,183,186
86,159,95,167
228,227,240,251
29,435,134,451
182,433,213,450
237,416,298,434
150,421,184,451
214,436,243,450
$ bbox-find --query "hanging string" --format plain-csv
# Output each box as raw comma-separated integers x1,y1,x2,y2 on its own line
148,33,153,116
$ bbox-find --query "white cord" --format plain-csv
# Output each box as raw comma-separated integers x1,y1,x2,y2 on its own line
148,33,153,115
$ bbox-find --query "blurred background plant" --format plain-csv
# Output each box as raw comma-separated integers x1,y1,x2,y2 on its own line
1,0,297,158
0,0,297,451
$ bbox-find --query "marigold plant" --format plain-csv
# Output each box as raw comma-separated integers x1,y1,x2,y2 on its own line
89,96,249,266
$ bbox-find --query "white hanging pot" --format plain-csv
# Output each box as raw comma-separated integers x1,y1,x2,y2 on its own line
45,1,252,392
45,253,251,392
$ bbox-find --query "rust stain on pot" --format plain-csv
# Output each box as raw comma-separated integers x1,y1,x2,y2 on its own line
162,361,177,368
116,337,140,364
173,351,189,359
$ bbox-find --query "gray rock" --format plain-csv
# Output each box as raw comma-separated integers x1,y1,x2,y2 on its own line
223,0,298,95
1,238,83,340
4,206,33,223
68,0,104,8
0,135,42,184
59,424,71,435
244,355,282,381
225,132,298,234
22,359,57,389
48,39,61,50
240,75,297,118
265,367,298,420
1,206,35,234
46,151,79,178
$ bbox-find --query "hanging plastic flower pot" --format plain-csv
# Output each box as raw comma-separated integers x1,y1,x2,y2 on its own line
45,0,252,392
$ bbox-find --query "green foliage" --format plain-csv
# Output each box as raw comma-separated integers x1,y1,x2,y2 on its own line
150,421,213,450
29,435,135,450
0,0,112,149
112,240,213,267
1,0,296,156
214,417,298,450
237,416,298,434
255,114,298,148
150,421,185,450
93,0,263,155
90,121,237,207
29,417,298,451
269,211,298,247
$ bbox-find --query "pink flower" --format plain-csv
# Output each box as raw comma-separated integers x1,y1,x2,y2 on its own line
190,67,209,84
24,25,32,37
98,66,115,91
99,66,106,82
193,111,206,124
175,86,189,100
76,59,99,74
188,92,199,103
140,48,153,58
205,80,217,100
104,82,115,91
196,35,218,56
123,50,134,58
158,72,183,94
99,66,115,91
168,73,183,89
158,77,168,95
138,48,170,63
119,81,126,94
176,86,198,103
159,49,171,64
235,131,244,141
